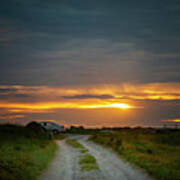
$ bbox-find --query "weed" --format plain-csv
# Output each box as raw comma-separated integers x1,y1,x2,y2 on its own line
66,139,84,149
79,149,89,153
66,139,89,154
79,154,99,171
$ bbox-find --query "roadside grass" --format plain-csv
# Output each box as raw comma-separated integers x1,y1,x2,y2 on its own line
0,124,58,180
66,139,89,153
79,154,99,171
89,130,180,180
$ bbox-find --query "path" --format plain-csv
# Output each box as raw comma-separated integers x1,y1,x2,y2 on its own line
40,135,153,180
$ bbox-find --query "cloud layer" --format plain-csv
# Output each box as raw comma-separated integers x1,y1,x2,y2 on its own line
0,83,180,127
0,0,180,86
0,1,180,126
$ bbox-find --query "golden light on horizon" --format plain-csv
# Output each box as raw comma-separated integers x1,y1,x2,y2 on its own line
90,103,132,109
0,82,180,115
0,102,134,111
108,103,132,109
161,119,180,122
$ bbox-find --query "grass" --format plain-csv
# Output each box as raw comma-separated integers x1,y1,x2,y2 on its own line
66,139,84,149
66,139,89,153
79,149,89,153
65,139,98,171
89,129,180,180
79,154,99,171
0,124,59,180
65,127,100,134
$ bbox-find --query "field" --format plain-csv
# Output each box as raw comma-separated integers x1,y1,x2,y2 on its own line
89,129,180,180
0,124,59,180
1,124,179,180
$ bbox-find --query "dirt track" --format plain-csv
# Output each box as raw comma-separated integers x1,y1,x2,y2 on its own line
40,135,153,180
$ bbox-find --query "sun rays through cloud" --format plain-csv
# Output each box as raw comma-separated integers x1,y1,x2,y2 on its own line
0,82,180,126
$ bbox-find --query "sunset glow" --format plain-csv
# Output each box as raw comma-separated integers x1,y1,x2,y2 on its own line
0,83,180,126
0,102,133,111
161,119,180,122
90,103,132,109
0,82,180,101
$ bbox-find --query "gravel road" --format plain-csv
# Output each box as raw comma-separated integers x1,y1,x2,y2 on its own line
40,135,153,180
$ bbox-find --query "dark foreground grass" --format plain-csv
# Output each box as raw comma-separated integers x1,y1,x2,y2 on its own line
0,124,58,180
89,130,180,180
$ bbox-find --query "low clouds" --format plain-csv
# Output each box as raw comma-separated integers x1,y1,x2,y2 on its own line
0,86,32,99
0,88,17,93
0,83,179,126
62,94,114,99
0,93,30,100
1,82,180,101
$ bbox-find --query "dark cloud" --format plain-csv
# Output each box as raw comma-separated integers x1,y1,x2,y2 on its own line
0,88,17,93
12,94,30,98
0,0,180,85
0,93,31,100
62,94,114,99
0,87,31,98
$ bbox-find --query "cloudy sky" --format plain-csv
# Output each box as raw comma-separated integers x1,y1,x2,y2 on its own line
0,0,180,127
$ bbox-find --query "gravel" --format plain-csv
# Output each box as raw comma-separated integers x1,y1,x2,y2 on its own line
40,135,153,180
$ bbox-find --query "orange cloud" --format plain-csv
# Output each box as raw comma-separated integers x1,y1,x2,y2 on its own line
0,114,25,120
0,82,180,101
161,119,180,122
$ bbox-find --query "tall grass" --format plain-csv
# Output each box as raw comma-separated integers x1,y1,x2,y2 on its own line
89,130,180,180
0,124,58,180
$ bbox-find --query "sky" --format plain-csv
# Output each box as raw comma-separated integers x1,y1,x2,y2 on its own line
0,0,180,127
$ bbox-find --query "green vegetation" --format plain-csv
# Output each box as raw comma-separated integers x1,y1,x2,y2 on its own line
89,129,180,180
79,149,89,153
65,126,100,134
66,139,84,149
0,124,59,180
79,154,99,171
66,139,88,153
66,139,97,171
